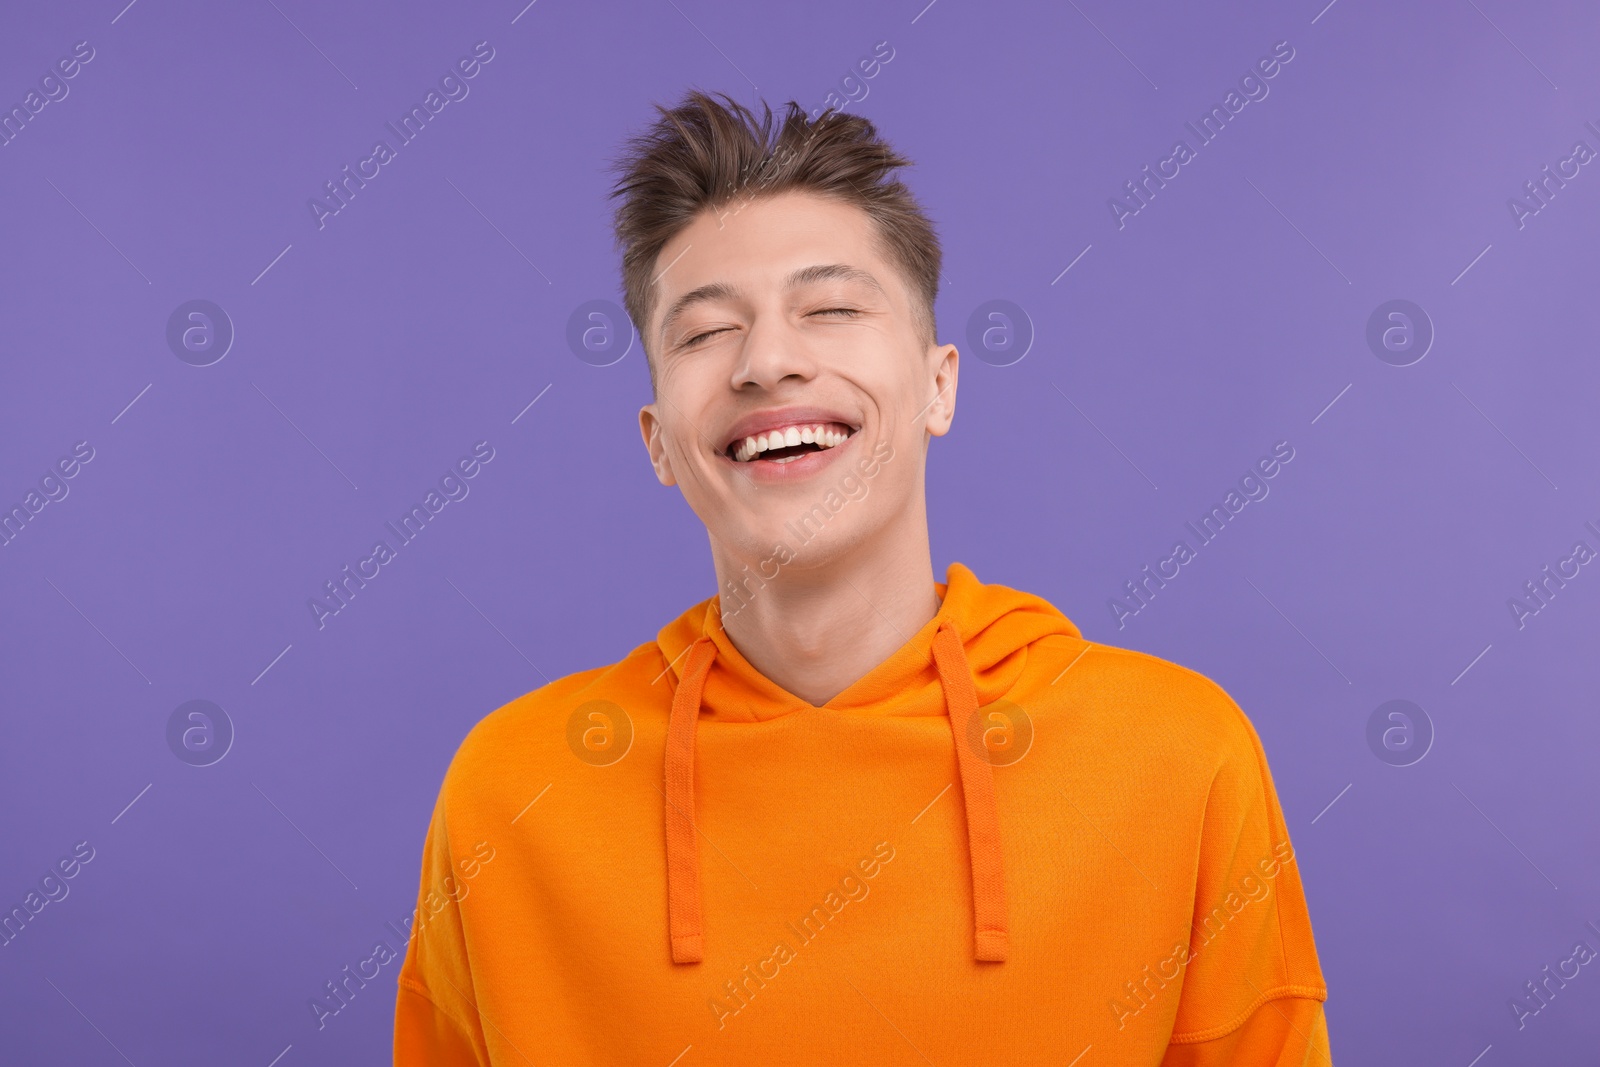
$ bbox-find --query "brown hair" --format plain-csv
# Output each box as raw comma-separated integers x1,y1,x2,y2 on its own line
606,89,942,394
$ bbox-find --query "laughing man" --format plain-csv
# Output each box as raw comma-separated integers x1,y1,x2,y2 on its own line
395,90,1333,1065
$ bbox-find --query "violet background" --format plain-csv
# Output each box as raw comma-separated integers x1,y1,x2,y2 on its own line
2,0,1598,1063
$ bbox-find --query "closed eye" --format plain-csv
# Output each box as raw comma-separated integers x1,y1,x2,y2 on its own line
684,308,858,347
683,327,727,347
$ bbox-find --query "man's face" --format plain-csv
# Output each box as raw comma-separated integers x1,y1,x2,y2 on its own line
638,190,957,571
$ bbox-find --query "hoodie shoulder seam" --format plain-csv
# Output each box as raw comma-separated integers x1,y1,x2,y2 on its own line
455,643,661,753
1052,640,1261,758
1070,642,1248,713
1070,640,1228,691
1166,984,1328,1044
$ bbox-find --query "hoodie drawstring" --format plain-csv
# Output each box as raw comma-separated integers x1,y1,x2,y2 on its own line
931,617,1009,961
663,619,1009,964
664,636,717,964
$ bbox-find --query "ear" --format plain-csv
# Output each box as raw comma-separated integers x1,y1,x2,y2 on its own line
924,342,959,437
638,403,677,486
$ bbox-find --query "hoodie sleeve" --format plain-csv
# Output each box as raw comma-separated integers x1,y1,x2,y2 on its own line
1159,688,1332,1065
393,783,492,1066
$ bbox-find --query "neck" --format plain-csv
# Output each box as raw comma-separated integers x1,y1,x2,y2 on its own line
709,506,941,707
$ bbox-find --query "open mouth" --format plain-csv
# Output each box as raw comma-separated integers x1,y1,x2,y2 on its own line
724,422,857,464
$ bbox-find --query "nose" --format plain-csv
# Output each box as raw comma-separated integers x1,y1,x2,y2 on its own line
729,309,818,391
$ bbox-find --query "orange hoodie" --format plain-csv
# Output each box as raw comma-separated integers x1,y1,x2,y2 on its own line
394,563,1331,1065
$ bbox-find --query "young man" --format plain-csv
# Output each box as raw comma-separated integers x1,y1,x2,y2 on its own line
394,90,1332,1065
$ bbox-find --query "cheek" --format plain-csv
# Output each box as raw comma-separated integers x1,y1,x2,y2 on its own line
655,373,721,463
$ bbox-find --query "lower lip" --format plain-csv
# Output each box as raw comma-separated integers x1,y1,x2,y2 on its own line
720,433,856,484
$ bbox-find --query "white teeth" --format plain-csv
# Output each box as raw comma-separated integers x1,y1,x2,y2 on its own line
729,422,853,462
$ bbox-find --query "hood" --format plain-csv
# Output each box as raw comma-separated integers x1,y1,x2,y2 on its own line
655,561,1082,965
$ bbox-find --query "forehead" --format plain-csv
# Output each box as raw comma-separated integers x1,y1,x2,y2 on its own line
651,191,897,334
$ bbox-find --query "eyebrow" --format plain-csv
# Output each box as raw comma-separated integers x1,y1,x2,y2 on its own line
656,263,886,344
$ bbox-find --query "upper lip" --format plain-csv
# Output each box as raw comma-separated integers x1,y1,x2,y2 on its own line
719,406,859,456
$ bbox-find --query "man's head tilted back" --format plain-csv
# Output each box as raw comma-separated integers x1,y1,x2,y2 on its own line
607,90,959,586
394,100,1336,1061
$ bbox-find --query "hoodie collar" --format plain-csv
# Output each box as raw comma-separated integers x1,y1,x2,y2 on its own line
655,562,1080,721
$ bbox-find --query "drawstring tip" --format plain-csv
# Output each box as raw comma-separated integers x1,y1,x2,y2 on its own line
974,929,1008,962
671,934,704,964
